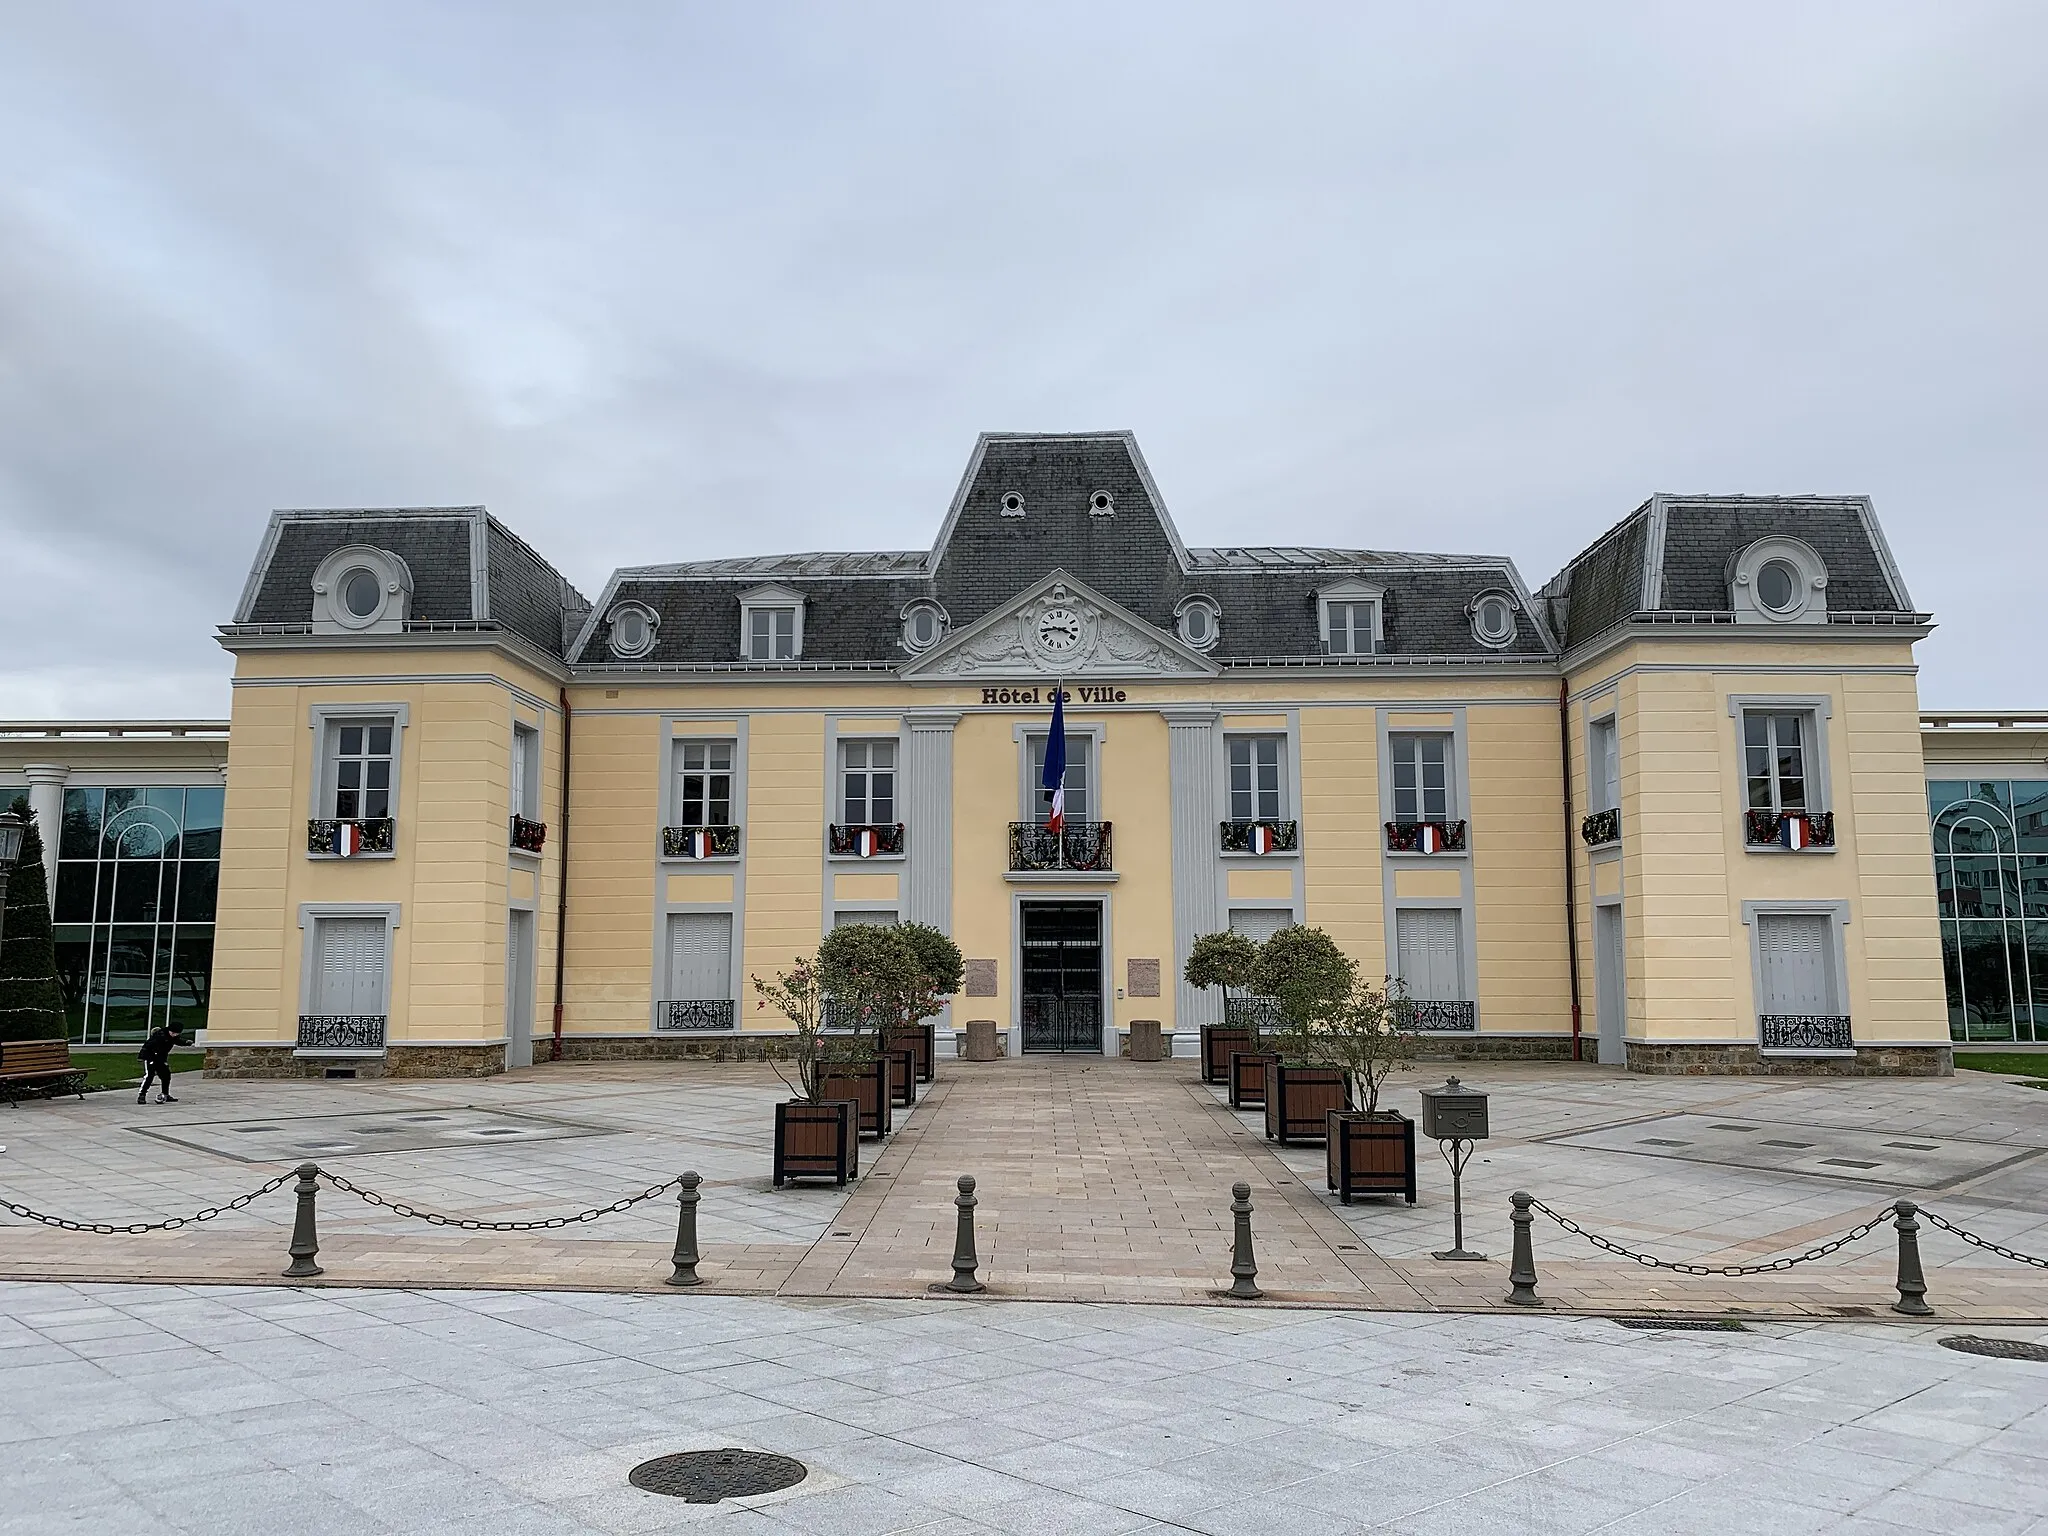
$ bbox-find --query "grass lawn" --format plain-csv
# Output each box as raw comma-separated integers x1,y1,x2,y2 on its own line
1955,1051,2048,1081
75,1051,206,1092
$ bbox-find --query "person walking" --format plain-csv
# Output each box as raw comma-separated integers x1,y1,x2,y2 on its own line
137,1022,182,1105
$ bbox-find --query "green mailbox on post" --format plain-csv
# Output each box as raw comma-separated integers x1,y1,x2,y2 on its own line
1419,1076,1489,1143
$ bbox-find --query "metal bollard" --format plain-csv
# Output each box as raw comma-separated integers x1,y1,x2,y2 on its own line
946,1175,985,1293
665,1171,703,1288
283,1162,323,1279
1225,1181,1263,1300
1891,1199,1933,1317
1504,1191,1541,1306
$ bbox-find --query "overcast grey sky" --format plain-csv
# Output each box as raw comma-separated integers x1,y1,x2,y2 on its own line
1,3,2041,716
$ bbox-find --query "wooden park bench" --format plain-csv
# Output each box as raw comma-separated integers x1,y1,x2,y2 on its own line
0,1038,89,1106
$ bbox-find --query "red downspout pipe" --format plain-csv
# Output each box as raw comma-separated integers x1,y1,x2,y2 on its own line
551,686,572,1062
1560,678,1584,1061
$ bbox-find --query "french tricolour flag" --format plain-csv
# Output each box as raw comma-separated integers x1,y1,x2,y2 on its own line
1778,813,1813,851
1041,685,1067,834
854,827,879,858
1417,822,1444,855
334,821,364,858
689,828,714,860
1250,823,1274,856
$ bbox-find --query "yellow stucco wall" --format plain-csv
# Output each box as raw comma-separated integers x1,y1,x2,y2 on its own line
1467,703,1571,1035
1300,707,1385,976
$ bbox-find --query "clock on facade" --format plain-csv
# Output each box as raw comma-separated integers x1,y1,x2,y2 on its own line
1036,607,1083,652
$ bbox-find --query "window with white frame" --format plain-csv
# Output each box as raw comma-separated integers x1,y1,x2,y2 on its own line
1026,734,1093,823
325,720,395,821
1389,733,1453,823
747,606,796,661
1742,710,1814,814
1324,600,1377,656
674,742,735,826
510,724,540,821
1228,736,1285,822
1589,716,1619,813
840,740,897,825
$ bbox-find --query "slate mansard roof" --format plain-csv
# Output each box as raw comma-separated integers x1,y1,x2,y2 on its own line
1537,494,1923,654
232,507,592,658
570,432,1558,669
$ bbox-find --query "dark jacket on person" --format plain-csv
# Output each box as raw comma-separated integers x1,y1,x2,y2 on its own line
140,1026,179,1066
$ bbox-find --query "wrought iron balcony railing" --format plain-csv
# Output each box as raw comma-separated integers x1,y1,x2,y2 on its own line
1008,820,1113,872
1219,819,1299,855
1384,819,1467,854
297,1014,387,1050
510,815,547,854
658,999,737,1032
307,818,395,857
1744,810,1835,850
661,824,742,859
1401,999,1478,1033
828,822,905,858
1580,807,1620,846
1760,1014,1852,1052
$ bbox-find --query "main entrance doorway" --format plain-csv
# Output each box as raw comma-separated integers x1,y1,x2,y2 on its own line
1020,902,1103,1053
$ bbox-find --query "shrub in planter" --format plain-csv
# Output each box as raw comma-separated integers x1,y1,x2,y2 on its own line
1228,1047,1277,1109
753,955,865,1184
886,1046,917,1107
1266,973,1420,1204
1265,1061,1351,1143
820,1054,893,1138
887,1020,936,1084
1187,930,1260,1085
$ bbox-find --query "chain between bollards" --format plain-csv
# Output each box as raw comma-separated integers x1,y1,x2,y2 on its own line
1504,1191,1541,1306
945,1175,985,1293
665,1171,703,1287
1221,1181,1263,1300
283,1162,322,1278
1892,1199,1932,1316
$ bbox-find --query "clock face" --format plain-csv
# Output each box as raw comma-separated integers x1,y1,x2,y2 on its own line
1036,607,1083,652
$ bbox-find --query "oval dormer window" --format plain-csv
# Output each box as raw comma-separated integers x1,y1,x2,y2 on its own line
1472,593,1517,648
1755,559,1799,614
1088,489,1115,516
1174,595,1221,652
608,604,657,659
901,601,949,654
340,568,384,619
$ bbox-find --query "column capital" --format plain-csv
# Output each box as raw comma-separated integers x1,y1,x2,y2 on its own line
1161,707,1220,728
904,711,963,731
22,763,71,786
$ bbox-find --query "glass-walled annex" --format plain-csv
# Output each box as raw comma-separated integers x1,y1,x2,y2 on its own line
1929,778,2048,1042
50,786,221,1043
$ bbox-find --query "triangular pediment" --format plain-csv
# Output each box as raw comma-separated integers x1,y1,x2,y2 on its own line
902,569,1220,680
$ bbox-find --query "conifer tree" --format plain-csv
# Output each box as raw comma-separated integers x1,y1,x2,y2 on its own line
0,801,67,1043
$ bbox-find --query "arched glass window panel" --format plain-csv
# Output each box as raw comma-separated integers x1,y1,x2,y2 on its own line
1938,803,2015,856
61,787,103,858
1954,920,2017,1040
2014,782,2048,851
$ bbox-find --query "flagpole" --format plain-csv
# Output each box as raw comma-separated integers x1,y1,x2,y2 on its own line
1053,678,1065,870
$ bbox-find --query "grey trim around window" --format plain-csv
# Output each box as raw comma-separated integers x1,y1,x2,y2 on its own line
1739,899,1853,1052
1376,707,1469,851
662,732,745,861
1727,693,1835,843
295,902,401,1054
824,717,908,867
306,702,410,859
1014,718,1107,824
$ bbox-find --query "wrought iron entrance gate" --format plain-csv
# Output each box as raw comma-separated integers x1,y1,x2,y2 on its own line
1020,903,1103,1053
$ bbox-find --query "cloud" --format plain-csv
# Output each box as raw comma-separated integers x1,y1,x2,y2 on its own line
0,0,2042,712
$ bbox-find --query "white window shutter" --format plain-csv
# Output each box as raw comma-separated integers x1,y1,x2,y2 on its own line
669,913,733,999
317,917,387,1016
1756,913,1835,1014
1396,909,1464,1001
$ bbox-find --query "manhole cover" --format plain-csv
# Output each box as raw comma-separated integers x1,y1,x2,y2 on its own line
628,1449,808,1503
1615,1318,1749,1332
1939,1336,2048,1363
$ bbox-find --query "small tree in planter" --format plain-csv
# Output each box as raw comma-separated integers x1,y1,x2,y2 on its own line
1291,976,1424,1203
754,954,860,1186
1230,925,1354,1110
888,922,963,1083
1186,929,1260,1083
815,923,923,1136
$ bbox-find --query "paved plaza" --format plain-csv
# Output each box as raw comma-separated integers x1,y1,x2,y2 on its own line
3,1056,2048,1318
4,1280,2047,1535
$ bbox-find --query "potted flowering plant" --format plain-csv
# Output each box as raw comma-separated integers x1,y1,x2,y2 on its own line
755,954,860,1186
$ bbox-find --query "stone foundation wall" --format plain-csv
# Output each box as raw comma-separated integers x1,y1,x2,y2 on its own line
205,1044,507,1079
1625,1042,1954,1077
1413,1035,1581,1063
551,1035,792,1063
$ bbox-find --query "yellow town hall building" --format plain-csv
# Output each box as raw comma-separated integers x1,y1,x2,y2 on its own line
202,432,1951,1078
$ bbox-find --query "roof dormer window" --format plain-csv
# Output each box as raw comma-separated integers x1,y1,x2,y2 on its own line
999,490,1026,517
1731,538,1828,625
738,584,805,661
309,545,414,635
900,600,949,654
1088,489,1115,516
606,602,658,659
1468,590,1519,650
1317,580,1384,657
1174,594,1221,652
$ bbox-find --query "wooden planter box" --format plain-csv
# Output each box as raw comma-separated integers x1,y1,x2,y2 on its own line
1327,1110,1416,1204
1265,1063,1351,1143
886,1022,936,1083
1228,1050,1279,1110
1201,1025,1256,1084
887,1048,918,1108
774,1099,858,1187
820,1057,892,1138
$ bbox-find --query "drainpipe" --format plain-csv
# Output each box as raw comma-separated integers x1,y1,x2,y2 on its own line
551,686,572,1062
1560,678,1584,1061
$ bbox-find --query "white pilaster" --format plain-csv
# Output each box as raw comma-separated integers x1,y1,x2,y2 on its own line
23,764,68,907
1164,707,1221,1033
904,712,961,931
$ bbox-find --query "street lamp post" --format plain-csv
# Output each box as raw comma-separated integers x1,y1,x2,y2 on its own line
0,811,26,955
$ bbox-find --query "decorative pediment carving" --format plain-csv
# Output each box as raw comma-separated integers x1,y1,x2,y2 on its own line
902,572,1218,679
